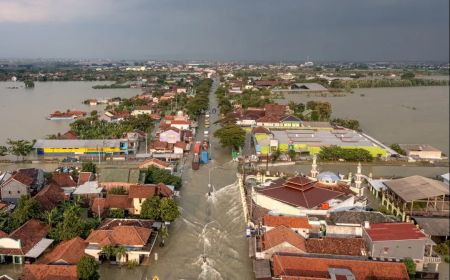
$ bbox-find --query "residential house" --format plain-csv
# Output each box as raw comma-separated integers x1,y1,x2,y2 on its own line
21,264,77,280
0,169,44,204
138,158,173,173
129,184,174,215
323,211,394,237
256,225,366,259
362,222,440,271
73,181,104,201
91,195,133,217
37,236,88,265
50,173,77,198
169,120,191,130
271,254,409,280
85,225,153,264
97,168,141,191
77,172,95,186
131,105,153,116
92,184,174,216
159,128,181,144
0,219,52,264
261,214,312,238
34,184,65,211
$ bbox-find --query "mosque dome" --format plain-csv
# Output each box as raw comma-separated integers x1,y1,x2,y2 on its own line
317,171,340,184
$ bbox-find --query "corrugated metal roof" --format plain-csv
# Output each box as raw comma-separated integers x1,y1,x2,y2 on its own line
25,238,54,258
383,175,449,202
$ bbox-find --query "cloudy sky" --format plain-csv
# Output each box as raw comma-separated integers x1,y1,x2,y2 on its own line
0,0,448,61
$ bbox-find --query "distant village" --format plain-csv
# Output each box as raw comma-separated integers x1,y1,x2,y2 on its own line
0,61,449,280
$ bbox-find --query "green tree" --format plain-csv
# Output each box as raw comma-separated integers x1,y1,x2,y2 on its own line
7,139,34,160
11,196,41,229
159,226,169,246
43,208,59,227
0,146,7,157
214,124,246,149
390,144,406,155
145,166,182,189
140,197,162,219
24,80,35,88
101,244,115,260
115,246,127,263
402,258,416,278
77,256,99,280
81,161,97,173
108,209,125,218
50,204,84,241
159,198,180,222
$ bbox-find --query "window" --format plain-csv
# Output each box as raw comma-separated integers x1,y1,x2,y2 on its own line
17,190,20,194
383,247,389,254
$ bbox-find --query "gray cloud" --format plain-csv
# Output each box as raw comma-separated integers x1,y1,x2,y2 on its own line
0,0,448,61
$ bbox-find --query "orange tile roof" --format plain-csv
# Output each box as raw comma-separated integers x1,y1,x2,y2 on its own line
51,173,77,187
262,226,306,252
34,184,65,211
21,264,78,280
365,223,427,241
77,172,94,186
262,215,312,229
128,184,156,198
37,237,88,265
86,226,151,246
306,237,367,256
5,219,49,255
272,254,409,280
138,158,170,169
10,171,34,186
0,230,8,238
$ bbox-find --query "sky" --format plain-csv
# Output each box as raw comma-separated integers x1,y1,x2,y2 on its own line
0,0,448,62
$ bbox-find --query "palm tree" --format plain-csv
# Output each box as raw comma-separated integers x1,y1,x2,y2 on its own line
44,208,59,227
101,245,115,262
115,246,127,263
159,226,169,247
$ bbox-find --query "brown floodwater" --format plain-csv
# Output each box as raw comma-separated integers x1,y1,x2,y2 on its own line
0,81,140,146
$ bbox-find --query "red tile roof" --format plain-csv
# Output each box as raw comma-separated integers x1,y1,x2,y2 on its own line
77,172,94,186
106,195,133,209
170,120,191,125
256,177,348,209
51,173,77,187
21,264,78,280
0,230,8,238
306,237,367,256
262,226,306,252
61,130,78,140
38,237,87,265
86,226,151,247
128,184,157,198
1,219,49,256
34,184,65,211
262,215,312,229
272,254,409,280
365,223,428,241
10,171,34,187
138,158,170,169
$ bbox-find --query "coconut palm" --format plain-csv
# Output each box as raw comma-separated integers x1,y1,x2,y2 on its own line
101,245,116,261
115,246,127,263
43,208,59,227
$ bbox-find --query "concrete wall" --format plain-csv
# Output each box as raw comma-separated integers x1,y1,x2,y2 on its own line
259,242,305,260
0,180,29,203
326,225,362,237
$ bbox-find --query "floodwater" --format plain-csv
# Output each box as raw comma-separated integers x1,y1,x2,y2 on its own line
276,86,450,155
0,81,140,146
98,77,253,279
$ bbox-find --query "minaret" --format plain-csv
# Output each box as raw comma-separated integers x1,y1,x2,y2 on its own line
355,162,363,196
311,154,318,179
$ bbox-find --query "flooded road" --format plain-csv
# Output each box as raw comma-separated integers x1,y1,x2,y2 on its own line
0,81,140,146
276,86,449,154
98,77,253,279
